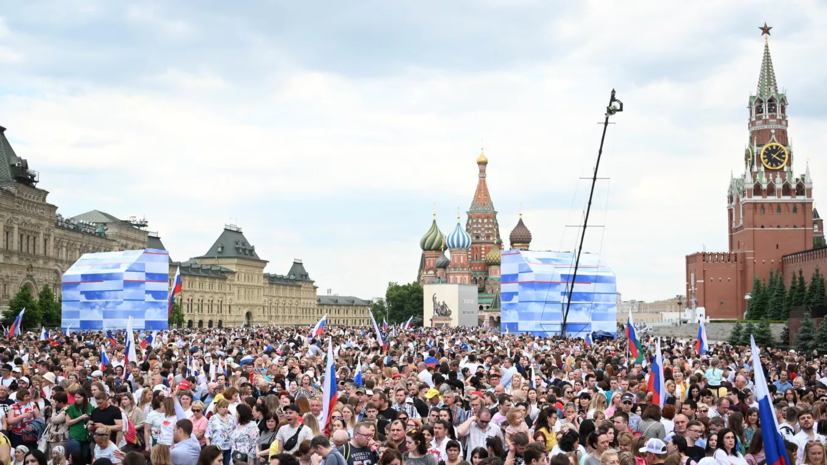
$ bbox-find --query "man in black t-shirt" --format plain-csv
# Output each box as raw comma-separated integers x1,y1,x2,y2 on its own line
89,392,123,442
338,422,378,465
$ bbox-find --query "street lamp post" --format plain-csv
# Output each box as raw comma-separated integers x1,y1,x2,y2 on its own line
678,300,683,326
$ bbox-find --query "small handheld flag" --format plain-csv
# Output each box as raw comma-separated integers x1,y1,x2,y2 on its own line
40,327,48,342
308,314,327,338
646,338,666,408
370,314,386,350
100,346,110,371
168,267,182,318
403,316,413,330
320,339,338,431
696,320,709,355
750,336,792,465
354,357,363,386
382,318,388,332
626,309,644,365
140,333,154,350
8,308,25,337
585,332,593,347
106,329,118,347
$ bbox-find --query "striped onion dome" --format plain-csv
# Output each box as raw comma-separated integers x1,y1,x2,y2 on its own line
435,250,450,269
446,219,472,249
485,245,501,265
509,214,532,248
419,217,446,252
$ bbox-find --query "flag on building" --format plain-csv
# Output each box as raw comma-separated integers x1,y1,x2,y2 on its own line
697,320,709,355
626,309,643,364
8,309,25,337
168,267,182,318
320,339,338,431
751,335,792,465
647,338,666,408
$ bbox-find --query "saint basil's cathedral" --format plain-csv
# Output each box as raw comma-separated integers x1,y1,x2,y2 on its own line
417,150,532,312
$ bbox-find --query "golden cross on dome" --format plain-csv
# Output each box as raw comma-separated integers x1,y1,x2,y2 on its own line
759,22,772,37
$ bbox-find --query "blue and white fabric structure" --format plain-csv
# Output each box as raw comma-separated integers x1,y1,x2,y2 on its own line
61,249,170,331
501,250,617,337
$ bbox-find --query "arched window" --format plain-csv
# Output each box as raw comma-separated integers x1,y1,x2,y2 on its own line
760,205,765,214
768,98,777,113
777,205,781,214
793,205,798,214
755,98,764,116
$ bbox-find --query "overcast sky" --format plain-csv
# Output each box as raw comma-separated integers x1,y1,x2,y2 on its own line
2,1,827,303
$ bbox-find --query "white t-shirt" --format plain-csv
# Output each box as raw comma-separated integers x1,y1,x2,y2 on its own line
713,449,747,465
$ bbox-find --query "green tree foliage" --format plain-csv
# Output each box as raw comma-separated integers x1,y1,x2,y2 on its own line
785,272,799,317
767,270,787,320
37,285,61,328
793,269,807,307
816,318,827,354
797,311,817,353
729,322,743,346
748,277,767,320
755,319,775,347
168,302,185,328
2,286,41,330
807,267,826,308
370,299,387,324
741,321,757,345
384,282,424,325
780,321,790,346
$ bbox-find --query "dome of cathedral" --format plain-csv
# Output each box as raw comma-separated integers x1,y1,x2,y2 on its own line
485,245,501,265
435,250,450,269
477,149,488,165
510,214,532,248
446,219,472,249
419,218,446,252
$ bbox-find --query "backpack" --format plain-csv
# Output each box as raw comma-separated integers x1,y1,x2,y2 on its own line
124,409,139,445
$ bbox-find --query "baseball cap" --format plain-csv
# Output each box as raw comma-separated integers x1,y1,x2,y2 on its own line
640,439,667,455
179,380,192,391
621,393,634,403
425,388,441,399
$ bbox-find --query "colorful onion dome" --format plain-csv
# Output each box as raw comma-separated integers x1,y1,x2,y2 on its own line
446,217,472,249
420,216,446,252
510,213,532,248
435,250,450,269
477,148,488,165
485,245,501,265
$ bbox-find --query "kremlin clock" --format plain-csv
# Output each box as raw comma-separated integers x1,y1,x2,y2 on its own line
760,142,789,170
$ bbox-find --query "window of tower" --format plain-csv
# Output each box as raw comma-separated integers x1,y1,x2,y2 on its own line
777,205,781,214
755,99,764,115
760,205,765,214
794,204,798,214
783,183,792,197
768,98,777,113
754,184,762,197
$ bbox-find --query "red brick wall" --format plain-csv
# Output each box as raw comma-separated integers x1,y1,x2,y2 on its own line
686,252,741,319
783,247,827,288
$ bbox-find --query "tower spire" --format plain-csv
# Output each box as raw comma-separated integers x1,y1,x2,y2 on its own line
470,149,494,211
756,23,778,99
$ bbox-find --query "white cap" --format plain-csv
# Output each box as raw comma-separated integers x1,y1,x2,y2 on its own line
639,438,667,455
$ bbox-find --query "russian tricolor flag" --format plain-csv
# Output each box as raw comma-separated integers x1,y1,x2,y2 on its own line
354,357,363,386
40,327,49,342
308,314,327,338
370,314,386,350
8,308,24,337
106,329,118,347
585,332,593,347
626,309,643,364
100,346,110,372
647,338,666,408
403,316,413,330
382,318,388,332
750,336,792,465
696,320,709,355
168,267,182,318
140,333,154,350
320,339,338,431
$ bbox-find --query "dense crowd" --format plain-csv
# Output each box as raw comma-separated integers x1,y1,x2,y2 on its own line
0,325,822,465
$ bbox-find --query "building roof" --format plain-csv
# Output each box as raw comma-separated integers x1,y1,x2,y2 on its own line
488,291,501,310
287,259,311,281
198,225,265,261
70,210,123,224
470,152,495,212
147,233,172,262
756,37,779,100
317,295,372,306
815,208,821,220
177,260,234,279
0,126,38,187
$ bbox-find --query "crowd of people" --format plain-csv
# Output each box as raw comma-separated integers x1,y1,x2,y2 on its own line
0,325,821,465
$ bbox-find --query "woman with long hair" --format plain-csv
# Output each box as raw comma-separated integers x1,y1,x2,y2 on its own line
23,450,46,465
341,405,356,437
803,442,827,465
197,446,223,465
666,435,695,465
65,388,93,463
255,414,277,465
744,408,759,447
713,428,747,465
637,405,666,440
7,389,41,448
137,389,153,417
230,404,258,465
727,413,747,455
403,430,437,465
687,385,701,404
469,448,488,465
533,408,558,452
745,430,764,465
301,414,321,436
588,393,608,420
380,449,404,465
485,437,505,460
119,391,144,452
784,388,798,405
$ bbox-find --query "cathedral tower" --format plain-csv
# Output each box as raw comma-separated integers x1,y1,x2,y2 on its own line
466,149,501,292
418,214,445,285
446,214,473,285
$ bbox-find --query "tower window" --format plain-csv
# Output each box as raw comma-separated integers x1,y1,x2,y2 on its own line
793,205,798,214
760,205,765,214
777,205,781,214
